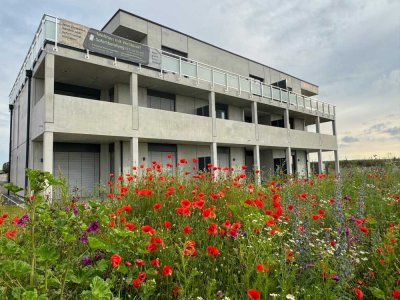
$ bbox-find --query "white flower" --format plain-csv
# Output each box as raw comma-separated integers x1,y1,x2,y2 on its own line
286,294,296,300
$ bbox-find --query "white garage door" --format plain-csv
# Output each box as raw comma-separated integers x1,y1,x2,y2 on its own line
53,151,100,197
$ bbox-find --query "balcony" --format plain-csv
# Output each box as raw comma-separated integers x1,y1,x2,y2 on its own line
215,119,256,145
53,95,133,137
9,15,336,122
138,107,212,142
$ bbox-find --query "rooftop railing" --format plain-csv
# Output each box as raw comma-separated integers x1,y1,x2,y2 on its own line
9,15,335,119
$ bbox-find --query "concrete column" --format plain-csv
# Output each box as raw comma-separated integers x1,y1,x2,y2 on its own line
114,141,122,175
209,91,216,137
130,73,139,130
286,147,292,175
332,119,337,136
316,116,321,133
252,101,259,140
43,131,53,173
44,53,55,123
317,149,323,174
130,137,139,168
334,150,340,177
100,144,109,183
253,145,261,184
211,142,218,178
284,108,290,129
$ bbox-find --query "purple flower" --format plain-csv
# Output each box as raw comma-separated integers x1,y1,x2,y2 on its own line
82,256,92,266
331,275,340,281
94,249,106,261
72,207,79,216
17,214,30,226
79,233,88,244
86,221,99,233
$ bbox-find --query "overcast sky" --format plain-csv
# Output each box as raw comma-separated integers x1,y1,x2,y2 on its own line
0,0,399,166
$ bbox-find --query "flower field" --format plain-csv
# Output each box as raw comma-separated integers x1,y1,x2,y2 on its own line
0,162,399,299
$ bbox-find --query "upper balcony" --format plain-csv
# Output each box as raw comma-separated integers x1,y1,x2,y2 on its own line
9,15,336,121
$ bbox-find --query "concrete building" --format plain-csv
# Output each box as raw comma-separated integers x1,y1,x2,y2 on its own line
8,10,339,196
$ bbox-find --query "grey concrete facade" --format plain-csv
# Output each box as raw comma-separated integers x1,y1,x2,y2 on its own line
8,11,339,195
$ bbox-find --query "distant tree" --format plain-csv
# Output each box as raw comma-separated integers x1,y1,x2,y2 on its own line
2,162,9,173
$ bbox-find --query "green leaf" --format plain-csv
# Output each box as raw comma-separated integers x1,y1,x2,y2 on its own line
35,244,59,262
369,287,385,299
90,276,112,300
94,259,108,272
21,289,48,300
1,260,31,278
3,182,23,194
88,237,106,249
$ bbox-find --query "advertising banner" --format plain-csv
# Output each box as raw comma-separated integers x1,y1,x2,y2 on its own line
58,19,161,69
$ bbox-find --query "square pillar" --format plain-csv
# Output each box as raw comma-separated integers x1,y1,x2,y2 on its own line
334,150,340,177
209,91,216,137
316,116,321,133
284,108,290,129
252,101,259,140
286,147,293,175
332,119,337,136
130,137,139,168
253,145,261,184
44,53,54,123
130,73,139,130
317,149,323,174
43,131,53,173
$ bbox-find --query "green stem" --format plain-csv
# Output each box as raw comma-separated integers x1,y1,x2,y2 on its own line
44,262,48,292
30,197,36,287
59,268,69,300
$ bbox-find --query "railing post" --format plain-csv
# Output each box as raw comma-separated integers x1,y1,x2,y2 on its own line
295,93,299,109
179,57,182,79
279,88,283,104
249,79,253,96
211,68,214,89
238,75,241,95
225,73,228,92
196,61,199,85
260,83,263,98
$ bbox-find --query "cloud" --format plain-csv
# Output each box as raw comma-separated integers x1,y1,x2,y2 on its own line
384,127,400,137
342,136,359,143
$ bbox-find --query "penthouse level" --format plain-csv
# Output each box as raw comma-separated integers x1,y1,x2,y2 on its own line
8,11,339,196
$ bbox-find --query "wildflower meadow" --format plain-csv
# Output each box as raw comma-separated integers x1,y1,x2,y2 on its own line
0,160,399,299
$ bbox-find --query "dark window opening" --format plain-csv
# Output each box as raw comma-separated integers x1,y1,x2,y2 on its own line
244,115,252,123
147,89,175,112
161,46,188,58
271,118,294,129
271,79,287,90
196,105,210,117
249,74,264,82
109,88,115,102
55,82,101,100
216,103,229,120
54,143,100,153
198,156,211,171
274,158,287,174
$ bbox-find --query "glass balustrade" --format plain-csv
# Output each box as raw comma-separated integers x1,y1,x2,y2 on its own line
9,15,336,119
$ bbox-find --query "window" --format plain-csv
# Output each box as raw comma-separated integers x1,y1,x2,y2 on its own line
196,105,210,117
147,89,175,112
55,82,101,100
271,118,294,129
216,103,228,120
198,157,211,171
271,79,287,90
161,46,188,58
249,74,264,82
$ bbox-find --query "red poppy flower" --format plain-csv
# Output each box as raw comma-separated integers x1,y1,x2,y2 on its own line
265,219,276,226
207,223,217,235
125,223,136,231
5,230,17,239
138,272,146,281
183,225,192,234
111,254,122,268
311,214,321,220
360,227,369,234
354,287,363,300
164,221,171,229
151,258,160,268
330,240,336,246
393,290,400,299
206,246,220,256
247,289,260,300
135,259,145,266
132,278,141,288
162,265,173,276
146,243,158,252
141,225,155,235
153,203,161,209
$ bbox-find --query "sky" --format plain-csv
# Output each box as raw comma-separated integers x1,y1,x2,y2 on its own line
0,0,399,166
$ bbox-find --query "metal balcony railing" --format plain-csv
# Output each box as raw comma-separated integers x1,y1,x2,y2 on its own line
9,15,336,119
